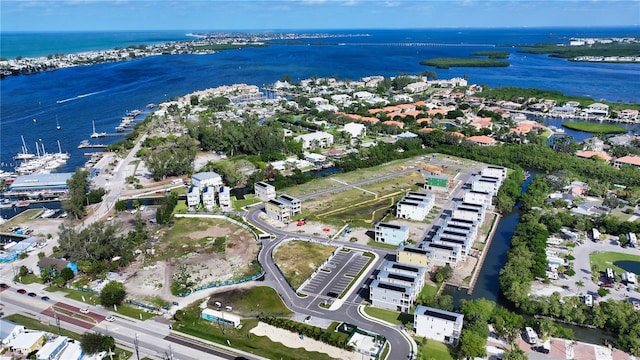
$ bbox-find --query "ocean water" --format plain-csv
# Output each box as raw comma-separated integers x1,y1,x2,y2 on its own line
1,27,639,173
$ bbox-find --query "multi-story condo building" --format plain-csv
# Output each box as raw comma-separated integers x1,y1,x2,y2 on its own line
187,186,201,209
397,244,430,268
414,306,464,345
202,186,216,211
254,181,276,201
374,222,409,246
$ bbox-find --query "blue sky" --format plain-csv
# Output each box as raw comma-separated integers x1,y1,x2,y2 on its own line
2,0,639,32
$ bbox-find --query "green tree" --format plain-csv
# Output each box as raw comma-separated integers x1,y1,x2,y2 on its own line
60,267,75,282
460,329,487,358
63,169,90,219
100,281,127,307
502,348,528,360
80,333,115,354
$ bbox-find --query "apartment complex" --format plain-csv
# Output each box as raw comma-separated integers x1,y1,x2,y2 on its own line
414,306,464,345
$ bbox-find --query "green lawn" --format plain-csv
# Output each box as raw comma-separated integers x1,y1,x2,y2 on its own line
0,209,41,231
207,286,292,317
273,240,337,289
232,194,261,210
174,305,333,360
561,122,627,134
363,306,413,326
415,337,454,360
418,284,440,300
45,287,156,320
590,251,640,275
15,274,42,284
367,240,400,250
3,314,132,359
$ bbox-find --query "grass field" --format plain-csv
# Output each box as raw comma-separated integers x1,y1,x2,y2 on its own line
207,286,292,317
590,251,640,275
561,122,628,134
363,306,413,326
232,194,261,210
273,240,337,289
0,209,41,231
45,287,157,320
3,314,133,359
174,305,334,360
415,337,454,360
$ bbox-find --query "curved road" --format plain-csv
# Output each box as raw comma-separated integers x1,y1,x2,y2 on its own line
247,205,414,360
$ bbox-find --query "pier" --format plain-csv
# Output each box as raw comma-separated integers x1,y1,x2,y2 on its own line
78,140,107,149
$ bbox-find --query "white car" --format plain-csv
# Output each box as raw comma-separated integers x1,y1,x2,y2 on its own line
79,308,90,314
105,316,115,322
106,216,113,221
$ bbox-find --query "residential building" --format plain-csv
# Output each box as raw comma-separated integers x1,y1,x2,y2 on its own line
467,135,497,146
396,192,434,221
584,102,609,117
277,194,301,216
265,198,291,223
36,336,68,360
397,244,430,268
202,186,216,211
343,122,366,138
424,242,462,267
201,308,241,328
383,261,426,279
9,331,46,355
294,131,334,150
0,320,25,345
614,155,640,168
374,222,409,246
186,186,200,208
254,181,276,201
191,171,223,190
471,175,500,195
404,82,428,93
305,153,326,165
369,280,413,312
218,186,231,211
376,270,424,299
414,306,464,345
480,166,507,182
464,190,492,206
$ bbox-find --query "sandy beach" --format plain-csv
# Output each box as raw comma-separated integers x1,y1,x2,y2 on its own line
250,322,361,360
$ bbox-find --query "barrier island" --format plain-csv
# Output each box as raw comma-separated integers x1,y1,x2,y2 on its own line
419,57,509,69
561,122,628,134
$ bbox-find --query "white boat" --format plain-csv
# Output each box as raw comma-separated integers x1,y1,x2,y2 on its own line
90,120,107,138
56,117,61,130
14,135,36,160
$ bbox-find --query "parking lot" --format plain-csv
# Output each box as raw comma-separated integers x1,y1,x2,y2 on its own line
300,249,370,299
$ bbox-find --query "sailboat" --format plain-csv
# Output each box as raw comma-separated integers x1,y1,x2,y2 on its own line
90,120,107,138
56,116,61,130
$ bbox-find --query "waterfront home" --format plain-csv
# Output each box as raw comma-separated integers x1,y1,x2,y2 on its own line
576,150,612,162
584,102,609,118
582,137,605,152
613,155,640,168
618,109,639,122
397,244,430,268
424,241,463,267
404,82,428,93
471,174,501,195
463,190,492,207
414,306,464,345
467,135,497,146
369,280,413,312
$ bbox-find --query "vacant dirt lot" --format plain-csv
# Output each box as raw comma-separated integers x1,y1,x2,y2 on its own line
122,216,260,302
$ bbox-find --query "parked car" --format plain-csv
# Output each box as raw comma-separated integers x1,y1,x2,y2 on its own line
41,296,50,301
532,346,550,354
105,316,115,322
80,307,90,314
27,292,37,297
0,283,9,289
17,289,27,294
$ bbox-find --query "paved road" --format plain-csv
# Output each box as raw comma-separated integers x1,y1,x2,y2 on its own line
247,205,416,360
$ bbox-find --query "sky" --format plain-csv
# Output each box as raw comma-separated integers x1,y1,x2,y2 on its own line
1,0,639,32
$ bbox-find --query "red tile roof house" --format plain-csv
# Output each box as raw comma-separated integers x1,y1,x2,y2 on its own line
382,120,405,129
576,151,612,162
613,155,640,168
467,135,497,146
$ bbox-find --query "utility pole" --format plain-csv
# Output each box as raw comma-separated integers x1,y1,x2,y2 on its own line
134,333,140,360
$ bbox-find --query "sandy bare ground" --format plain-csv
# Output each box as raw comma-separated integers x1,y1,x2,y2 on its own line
250,322,361,360
122,219,259,302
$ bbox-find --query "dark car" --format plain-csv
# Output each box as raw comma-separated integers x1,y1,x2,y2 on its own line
532,346,550,354
27,292,37,297
17,289,27,294
0,283,9,289
41,296,50,301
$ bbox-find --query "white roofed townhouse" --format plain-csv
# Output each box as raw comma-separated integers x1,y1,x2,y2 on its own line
618,109,639,121
463,190,492,207
396,192,435,221
0,320,25,345
304,152,327,165
202,186,216,211
277,194,301,216
584,102,609,118
353,90,374,100
471,174,501,195
218,186,232,211
414,306,464,345
309,96,329,106
294,131,334,150
480,166,507,182
254,181,276,201
186,186,201,209
404,82,428,93
424,241,463,267
383,261,426,279
374,222,409,246
377,270,424,300
331,94,352,104
369,280,413,312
